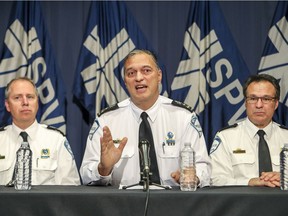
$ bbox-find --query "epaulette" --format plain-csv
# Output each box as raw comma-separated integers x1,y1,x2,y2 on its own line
0,126,7,132
47,125,65,136
219,123,238,132
280,125,288,130
171,100,193,113
97,104,119,117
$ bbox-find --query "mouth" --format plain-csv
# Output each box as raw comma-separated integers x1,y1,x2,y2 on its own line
254,111,265,115
21,109,31,113
135,85,147,90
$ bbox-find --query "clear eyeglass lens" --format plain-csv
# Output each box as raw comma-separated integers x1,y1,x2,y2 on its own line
246,97,275,104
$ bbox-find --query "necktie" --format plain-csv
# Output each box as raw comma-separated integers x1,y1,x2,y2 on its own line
20,131,28,142
257,130,272,176
139,112,160,184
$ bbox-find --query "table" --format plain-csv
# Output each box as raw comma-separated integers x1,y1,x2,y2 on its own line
0,185,287,216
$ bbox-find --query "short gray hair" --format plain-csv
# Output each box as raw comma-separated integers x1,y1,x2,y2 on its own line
5,77,38,99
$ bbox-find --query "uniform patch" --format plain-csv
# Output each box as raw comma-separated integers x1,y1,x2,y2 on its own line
64,139,74,159
210,135,222,154
190,114,203,138
41,149,50,159
89,119,100,140
165,132,175,146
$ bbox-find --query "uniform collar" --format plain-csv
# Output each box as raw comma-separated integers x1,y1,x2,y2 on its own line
130,96,160,123
245,117,273,139
12,120,38,141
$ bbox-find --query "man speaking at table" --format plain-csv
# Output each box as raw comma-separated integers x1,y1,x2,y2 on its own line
80,49,211,188
210,74,288,187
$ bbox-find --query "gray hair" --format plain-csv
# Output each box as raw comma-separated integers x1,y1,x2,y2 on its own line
5,77,38,99
123,49,160,71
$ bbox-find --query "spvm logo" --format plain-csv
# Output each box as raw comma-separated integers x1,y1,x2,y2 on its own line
0,19,66,133
79,25,135,116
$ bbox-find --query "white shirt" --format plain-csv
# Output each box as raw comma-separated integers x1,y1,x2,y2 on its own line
210,117,288,186
0,120,80,185
80,96,211,187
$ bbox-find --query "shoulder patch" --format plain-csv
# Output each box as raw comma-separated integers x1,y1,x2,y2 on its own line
210,135,222,155
171,100,193,113
219,123,238,132
97,104,119,117
47,126,65,136
279,125,288,130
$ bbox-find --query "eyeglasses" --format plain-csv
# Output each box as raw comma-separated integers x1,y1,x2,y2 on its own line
246,96,276,104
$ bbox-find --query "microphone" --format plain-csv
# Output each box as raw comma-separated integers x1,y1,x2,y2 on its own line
139,139,150,176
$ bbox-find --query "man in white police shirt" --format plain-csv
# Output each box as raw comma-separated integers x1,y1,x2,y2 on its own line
210,74,288,187
0,77,80,185
80,49,211,187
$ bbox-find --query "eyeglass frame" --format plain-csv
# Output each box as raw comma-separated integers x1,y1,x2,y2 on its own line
245,96,277,104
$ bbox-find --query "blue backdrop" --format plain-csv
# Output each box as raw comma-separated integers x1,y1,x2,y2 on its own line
0,1,279,169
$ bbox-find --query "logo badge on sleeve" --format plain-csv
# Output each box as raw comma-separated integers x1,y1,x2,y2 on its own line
210,135,222,154
190,114,203,137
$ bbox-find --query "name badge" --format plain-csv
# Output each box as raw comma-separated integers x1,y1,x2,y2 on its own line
233,148,246,154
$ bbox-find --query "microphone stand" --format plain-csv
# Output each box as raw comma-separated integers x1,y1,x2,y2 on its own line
122,169,171,191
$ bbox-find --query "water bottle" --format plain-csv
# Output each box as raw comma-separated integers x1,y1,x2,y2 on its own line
280,143,288,190
15,141,32,190
180,143,197,191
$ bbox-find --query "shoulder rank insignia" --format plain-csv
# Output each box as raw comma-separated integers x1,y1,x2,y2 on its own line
171,100,193,113
219,123,238,132
0,126,7,132
280,125,288,130
47,126,65,136
97,104,119,117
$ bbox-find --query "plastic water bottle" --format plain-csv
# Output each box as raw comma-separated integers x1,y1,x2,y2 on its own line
280,143,288,190
15,141,32,190
180,143,197,191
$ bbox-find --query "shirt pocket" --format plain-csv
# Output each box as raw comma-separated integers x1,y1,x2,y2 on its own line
231,153,255,166
271,155,280,166
158,143,180,158
33,158,57,171
0,159,13,172
114,143,135,159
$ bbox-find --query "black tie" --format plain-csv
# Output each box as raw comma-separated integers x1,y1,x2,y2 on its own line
139,112,160,184
20,131,28,142
257,130,272,176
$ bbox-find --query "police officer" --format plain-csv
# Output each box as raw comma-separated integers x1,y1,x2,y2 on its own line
80,49,211,187
0,77,80,185
210,74,288,187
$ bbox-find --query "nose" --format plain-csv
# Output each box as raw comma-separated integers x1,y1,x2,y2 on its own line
255,98,264,107
135,71,144,81
22,96,29,105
